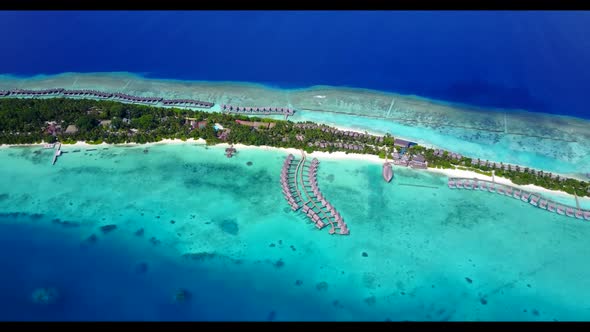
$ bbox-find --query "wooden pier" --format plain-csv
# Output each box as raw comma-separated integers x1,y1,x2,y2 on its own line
280,152,350,235
448,177,590,221
52,142,62,165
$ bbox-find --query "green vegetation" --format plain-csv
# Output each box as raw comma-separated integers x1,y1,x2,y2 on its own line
1,97,588,197
409,145,590,197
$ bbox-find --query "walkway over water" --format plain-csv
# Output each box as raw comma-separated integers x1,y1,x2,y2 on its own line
0,88,214,109
280,152,350,235
448,177,590,221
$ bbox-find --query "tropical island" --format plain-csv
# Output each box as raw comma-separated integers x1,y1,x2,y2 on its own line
1,97,589,198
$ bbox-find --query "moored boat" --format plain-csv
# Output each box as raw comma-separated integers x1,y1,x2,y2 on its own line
383,162,393,183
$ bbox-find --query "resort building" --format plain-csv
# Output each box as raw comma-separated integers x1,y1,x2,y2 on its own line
64,124,79,135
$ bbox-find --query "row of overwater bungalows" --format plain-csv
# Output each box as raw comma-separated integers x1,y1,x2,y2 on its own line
305,158,349,235
222,104,295,116
448,178,590,220
0,88,214,108
280,154,349,235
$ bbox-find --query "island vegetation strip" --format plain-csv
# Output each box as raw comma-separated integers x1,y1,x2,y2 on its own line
0,95,588,198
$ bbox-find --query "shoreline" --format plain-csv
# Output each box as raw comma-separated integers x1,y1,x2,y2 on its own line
425,167,587,203
2,138,584,201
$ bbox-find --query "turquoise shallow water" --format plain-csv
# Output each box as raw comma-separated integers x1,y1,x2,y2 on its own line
1,143,590,321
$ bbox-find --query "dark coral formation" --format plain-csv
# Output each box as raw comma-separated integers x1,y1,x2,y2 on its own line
86,234,98,244
182,252,243,265
267,310,276,321
273,259,285,268
51,218,81,228
217,218,239,235
31,287,60,305
100,224,117,234
316,281,329,291
136,262,149,274
174,288,192,303
364,295,377,306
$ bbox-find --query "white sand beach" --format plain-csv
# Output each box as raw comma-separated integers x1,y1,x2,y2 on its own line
1,137,586,203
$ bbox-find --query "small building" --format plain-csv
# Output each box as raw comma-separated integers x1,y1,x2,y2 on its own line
409,154,427,169
44,121,62,136
99,120,112,127
64,124,79,135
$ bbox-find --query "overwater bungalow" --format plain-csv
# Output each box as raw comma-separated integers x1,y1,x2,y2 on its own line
529,195,540,206
548,202,556,213
521,192,531,202
584,211,590,221
456,180,464,189
513,190,521,199
479,182,488,190
539,199,548,209
447,179,456,189
506,187,513,196
315,220,325,229
575,210,584,219
497,187,505,195
488,184,496,192
556,205,565,215
566,208,575,217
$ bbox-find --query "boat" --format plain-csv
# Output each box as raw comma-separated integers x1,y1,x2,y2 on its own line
382,162,393,183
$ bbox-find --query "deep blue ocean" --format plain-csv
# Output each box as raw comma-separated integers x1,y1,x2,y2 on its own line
1,11,589,118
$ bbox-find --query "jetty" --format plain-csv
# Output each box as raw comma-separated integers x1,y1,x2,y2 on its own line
280,152,350,235
225,145,237,158
52,142,62,165
448,177,590,221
